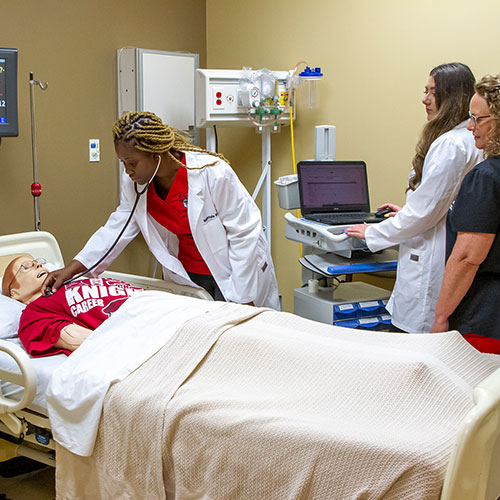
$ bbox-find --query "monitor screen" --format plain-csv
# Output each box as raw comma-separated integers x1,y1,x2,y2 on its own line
0,58,7,123
0,48,18,137
297,161,370,213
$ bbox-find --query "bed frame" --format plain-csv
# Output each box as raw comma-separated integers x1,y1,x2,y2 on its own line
0,230,211,467
0,231,500,499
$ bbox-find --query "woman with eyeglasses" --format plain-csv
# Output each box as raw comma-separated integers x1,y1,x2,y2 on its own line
431,75,500,352
346,63,481,333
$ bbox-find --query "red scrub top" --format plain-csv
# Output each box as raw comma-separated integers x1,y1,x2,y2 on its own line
147,156,211,275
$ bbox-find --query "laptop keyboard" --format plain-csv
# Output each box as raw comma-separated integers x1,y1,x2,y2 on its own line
306,213,383,225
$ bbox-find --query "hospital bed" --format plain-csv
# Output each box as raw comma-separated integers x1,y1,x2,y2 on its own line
0,230,211,468
1,232,500,499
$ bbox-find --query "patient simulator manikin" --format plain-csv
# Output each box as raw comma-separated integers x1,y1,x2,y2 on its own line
2,255,141,356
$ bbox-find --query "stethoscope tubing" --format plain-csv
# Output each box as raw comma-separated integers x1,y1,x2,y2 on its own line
61,156,162,287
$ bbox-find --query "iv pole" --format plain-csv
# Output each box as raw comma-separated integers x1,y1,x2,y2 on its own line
29,72,48,231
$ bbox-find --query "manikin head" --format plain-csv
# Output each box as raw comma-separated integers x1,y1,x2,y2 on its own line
2,255,49,304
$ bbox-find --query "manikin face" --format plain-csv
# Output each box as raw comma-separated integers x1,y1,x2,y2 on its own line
422,75,438,121
8,256,49,304
467,92,493,151
115,140,160,186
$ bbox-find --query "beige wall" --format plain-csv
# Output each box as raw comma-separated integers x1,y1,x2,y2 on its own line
206,0,500,311
0,0,206,276
3,0,499,312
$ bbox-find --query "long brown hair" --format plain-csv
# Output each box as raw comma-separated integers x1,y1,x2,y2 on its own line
408,63,475,191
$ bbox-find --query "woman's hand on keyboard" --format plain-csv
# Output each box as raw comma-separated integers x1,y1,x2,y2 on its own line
345,224,368,239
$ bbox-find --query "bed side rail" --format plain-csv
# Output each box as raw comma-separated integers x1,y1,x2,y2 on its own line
440,366,500,500
101,270,213,301
0,339,37,435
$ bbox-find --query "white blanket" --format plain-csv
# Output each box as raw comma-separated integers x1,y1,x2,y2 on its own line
54,301,500,500
46,291,222,456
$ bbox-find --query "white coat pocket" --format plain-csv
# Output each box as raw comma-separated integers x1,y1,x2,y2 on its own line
395,245,423,298
202,215,229,257
255,232,271,274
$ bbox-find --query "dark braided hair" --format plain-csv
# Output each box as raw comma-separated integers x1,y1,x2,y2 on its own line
112,111,230,170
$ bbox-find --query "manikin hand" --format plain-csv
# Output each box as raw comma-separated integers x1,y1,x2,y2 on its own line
54,324,93,351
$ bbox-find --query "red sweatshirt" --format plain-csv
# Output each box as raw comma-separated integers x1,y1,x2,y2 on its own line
18,278,142,357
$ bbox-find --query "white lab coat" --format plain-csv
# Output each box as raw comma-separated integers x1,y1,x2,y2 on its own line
365,121,481,332
75,150,280,309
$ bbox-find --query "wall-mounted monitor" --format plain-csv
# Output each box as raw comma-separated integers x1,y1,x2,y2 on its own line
0,48,18,137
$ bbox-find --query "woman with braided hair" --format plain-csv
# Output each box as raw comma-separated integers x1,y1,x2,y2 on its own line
43,112,279,309
432,74,500,351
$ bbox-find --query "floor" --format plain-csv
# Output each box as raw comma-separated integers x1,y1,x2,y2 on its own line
0,463,55,500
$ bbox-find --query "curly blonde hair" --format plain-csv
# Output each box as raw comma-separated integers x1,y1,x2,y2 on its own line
475,74,500,158
112,111,230,170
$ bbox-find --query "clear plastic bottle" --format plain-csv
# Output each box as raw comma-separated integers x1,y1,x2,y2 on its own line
299,66,323,109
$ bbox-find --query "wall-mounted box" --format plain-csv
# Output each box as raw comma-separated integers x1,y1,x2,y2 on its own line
117,48,199,144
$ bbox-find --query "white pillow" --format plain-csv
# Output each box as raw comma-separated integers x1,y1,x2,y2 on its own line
0,292,26,339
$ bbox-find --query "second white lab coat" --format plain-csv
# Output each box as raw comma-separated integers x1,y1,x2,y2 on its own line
75,150,280,309
365,121,481,332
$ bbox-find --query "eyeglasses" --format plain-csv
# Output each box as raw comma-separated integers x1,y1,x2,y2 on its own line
468,112,491,127
7,258,47,296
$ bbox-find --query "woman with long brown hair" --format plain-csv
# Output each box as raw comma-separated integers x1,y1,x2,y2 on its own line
347,63,481,332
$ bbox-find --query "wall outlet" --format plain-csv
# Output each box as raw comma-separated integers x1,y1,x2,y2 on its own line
89,139,100,162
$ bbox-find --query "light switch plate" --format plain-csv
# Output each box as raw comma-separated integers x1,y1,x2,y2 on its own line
89,139,100,162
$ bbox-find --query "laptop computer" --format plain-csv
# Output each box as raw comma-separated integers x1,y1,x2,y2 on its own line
297,160,386,225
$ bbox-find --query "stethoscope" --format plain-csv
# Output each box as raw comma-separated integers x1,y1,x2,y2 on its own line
59,155,162,287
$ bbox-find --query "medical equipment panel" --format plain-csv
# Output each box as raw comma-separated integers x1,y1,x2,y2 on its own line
285,212,366,257
333,299,389,321
334,314,393,331
300,249,398,276
294,249,396,328
0,48,18,137
196,68,293,127
294,282,391,327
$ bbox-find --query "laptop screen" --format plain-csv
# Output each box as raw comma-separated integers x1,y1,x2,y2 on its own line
297,161,370,215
